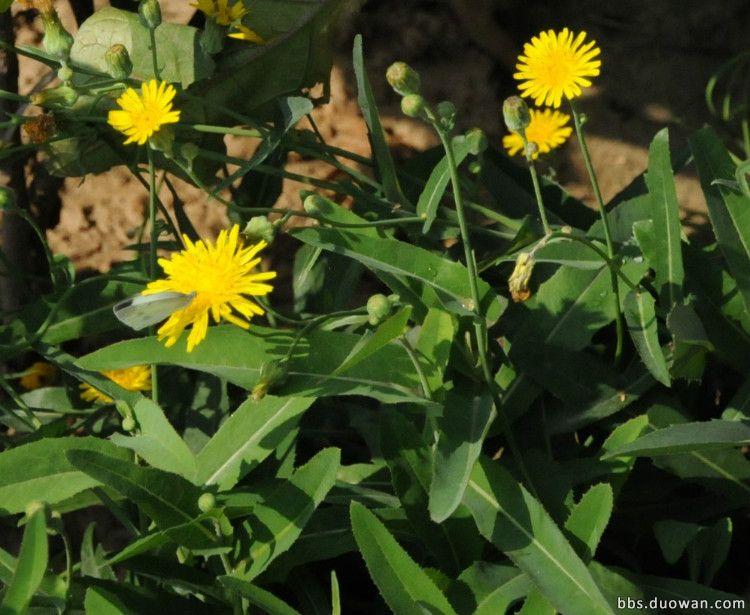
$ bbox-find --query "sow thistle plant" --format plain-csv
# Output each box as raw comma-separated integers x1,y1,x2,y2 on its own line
1,2,750,613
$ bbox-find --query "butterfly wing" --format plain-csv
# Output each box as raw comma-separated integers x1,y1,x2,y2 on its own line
113,292,195,331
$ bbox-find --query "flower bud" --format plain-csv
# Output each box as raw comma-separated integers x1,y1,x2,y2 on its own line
386,61,421,96
303,193,326,216
139,0,162,29
436,101,456,130
367,293,392,326
465,127,488,155
243,215,275,244
502,96,531,134
122,415,137,432
200,18,225,55
105,44,133,80
251,360,288,401
508,252,535,303
41,11,73,60
197,492,216,513
401,94,425,118
30,85,78,109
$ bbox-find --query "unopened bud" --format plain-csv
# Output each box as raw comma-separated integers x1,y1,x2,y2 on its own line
465,127,488,155
122,416,137,432
30,85,78,109
508,252,535,303
251,360,288,401
386,61,421,96
197,492,216,513
502,96,531,134
139,0,162,29
41,11,73,60
105,44,133,80
243,216,275,244
367,293,392,326
303,193,326,216
401,94,425,118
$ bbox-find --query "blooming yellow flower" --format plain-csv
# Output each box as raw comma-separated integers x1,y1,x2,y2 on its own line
228,24,265,44
80,365,152,404
514,28,601,108
191,0,246,26
107,80,181,146
142,224,276,352
503,108,572,159
20,361,57,390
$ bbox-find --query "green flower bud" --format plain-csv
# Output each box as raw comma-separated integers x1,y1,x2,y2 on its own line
200,18,224,55
303,193,326,216
30,85,78,109
251,360,288,401
197,492,216,513
122,416,137,432
436,101,456,131
105,44,133,80
401,94,426,118
243,215,275,244
41,12,73,60
502,96,531,134
217,513,234,537
367,293,392,326
57,64,73,83
386,61,421,96
465,127,488,155
139,0,162,29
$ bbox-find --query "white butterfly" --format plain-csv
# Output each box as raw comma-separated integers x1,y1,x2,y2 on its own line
113,291,196,331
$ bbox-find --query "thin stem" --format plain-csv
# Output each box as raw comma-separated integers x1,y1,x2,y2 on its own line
569,101,624,363
147,147,160,404
525,154,551,234
148,28,160,80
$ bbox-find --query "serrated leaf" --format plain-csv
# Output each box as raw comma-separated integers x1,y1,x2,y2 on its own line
415,308,456,392
350,501,458,615
564,483,613,562
623,290,671,386
446,563,531,615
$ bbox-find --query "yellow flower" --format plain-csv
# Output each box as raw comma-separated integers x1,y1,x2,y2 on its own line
514,28,601,108
228,24,265,44
143,224,276,352
107,80,181,146
20,362,57,390
191,0,246,26
503,108,572,159
80,366,152,404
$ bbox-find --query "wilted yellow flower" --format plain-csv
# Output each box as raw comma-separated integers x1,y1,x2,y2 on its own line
20,361,57,390
191,0,246,25
80,365,152,404
508,252,535,302
107,80,181,146
143,225,276,352
514,28,601,108
503,108,572,159
228,24,265,44
22,114,56,144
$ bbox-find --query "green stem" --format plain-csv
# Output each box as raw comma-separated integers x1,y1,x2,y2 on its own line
147,147,160,404
569,101,624,363
148,28,160,80
525,153,551,235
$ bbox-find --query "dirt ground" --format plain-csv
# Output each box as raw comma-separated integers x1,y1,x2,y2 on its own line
9,0,750,271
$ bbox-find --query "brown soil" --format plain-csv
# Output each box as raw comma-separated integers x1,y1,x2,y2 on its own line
9,0,750,270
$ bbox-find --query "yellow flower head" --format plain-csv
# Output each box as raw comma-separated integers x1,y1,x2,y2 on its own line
514,28,601,108
107,80,181,146
20,361,57,391
192,0,246,26
80,365,152,404
503,108,572,159
228,24,265,44
143,224,276,352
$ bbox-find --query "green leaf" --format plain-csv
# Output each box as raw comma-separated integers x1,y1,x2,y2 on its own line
331,571,341,615
65,450,215,548
623,290,671,386
666,302,713,381
564,483,613,562
218,577,302,615
332,306,412,377
0,506,48,615
71,7,213,87
653,520,702,564
352,34,408,207
0,437,129,516
417,136,471,233
110,398,198,483
689,127,750,312
350,501,458,615
602,419,750,458
429,389,495,523
415,308,456,391
447,563,531,615
196,395,313,490
644,128,684,306
77,325,429,406
292,228,505,324
238,448,340,580
463,457,613,615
